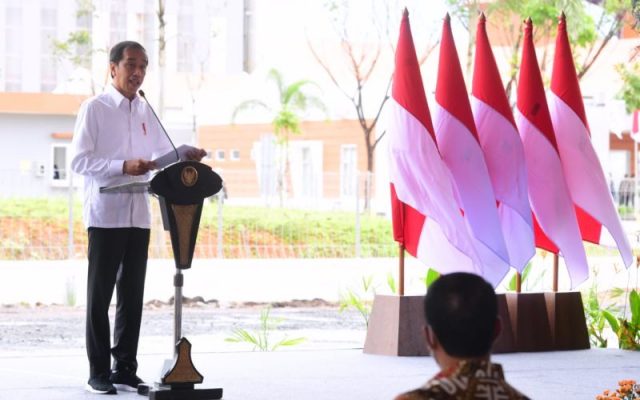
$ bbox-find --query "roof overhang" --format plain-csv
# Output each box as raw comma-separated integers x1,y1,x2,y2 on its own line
0,92,87,116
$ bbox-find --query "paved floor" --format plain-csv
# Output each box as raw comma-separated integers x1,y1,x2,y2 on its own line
2,254,637,308
0,346,638,399
0,258,432,306
1,257,639,399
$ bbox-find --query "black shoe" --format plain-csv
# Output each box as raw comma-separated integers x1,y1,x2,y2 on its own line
110,369,144,392
86,375,117,394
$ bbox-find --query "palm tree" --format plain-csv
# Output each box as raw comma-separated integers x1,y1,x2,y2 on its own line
232,68,326,206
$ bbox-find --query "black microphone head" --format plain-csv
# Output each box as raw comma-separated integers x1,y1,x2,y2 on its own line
138,90,146,98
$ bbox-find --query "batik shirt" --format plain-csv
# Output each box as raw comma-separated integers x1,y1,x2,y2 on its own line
395,359,530,400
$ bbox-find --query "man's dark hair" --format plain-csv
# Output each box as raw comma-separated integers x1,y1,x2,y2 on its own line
424,272,497,358
109,41,147,64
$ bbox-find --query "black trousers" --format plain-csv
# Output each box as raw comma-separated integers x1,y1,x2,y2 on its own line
86,227,150,378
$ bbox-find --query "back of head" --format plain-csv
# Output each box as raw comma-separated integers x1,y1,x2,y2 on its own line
424,272,497,358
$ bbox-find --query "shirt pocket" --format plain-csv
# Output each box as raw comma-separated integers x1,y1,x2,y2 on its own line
131,117,155,159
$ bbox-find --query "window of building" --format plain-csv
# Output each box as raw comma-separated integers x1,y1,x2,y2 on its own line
215,150,225,161
301,147,314,197
110,0,127,45
177,0,195,73
256,134,278,199
40,7,58,92
230,149,240,161
289,141,322,200
51,144,70,185
340,145,357,197
4,5,22,91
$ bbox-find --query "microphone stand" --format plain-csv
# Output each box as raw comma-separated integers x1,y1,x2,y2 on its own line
138,90,180,164
140,89,184,354
134,91,223,400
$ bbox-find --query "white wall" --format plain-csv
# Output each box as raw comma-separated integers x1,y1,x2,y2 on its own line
0,113,78,197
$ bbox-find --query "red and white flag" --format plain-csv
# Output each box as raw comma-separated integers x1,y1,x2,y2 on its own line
388,10,483,280
433,14,510,285
549,13,632,268
471,13,534,272
515,18,588,288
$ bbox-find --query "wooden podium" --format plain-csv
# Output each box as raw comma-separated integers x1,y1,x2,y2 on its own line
102,160,224,400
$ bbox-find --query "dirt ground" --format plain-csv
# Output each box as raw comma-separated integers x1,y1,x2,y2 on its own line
0,298,366,352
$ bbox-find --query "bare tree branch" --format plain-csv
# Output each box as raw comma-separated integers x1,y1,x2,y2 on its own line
306,36,354,101
577,11,625,79
307,0,438,209
418,41,440,65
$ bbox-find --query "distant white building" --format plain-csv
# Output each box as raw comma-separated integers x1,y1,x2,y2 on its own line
0,0,249,197
0,0,409,209
1,0,639,215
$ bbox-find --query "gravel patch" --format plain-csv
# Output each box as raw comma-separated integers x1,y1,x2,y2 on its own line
0,299,368,353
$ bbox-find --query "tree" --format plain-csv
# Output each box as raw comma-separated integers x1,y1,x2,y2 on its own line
231,68,326,206
52,0,106,94
620,2,640,113
445,0,481,74
446,0,629,98
307,0,438,212
617,62,640,113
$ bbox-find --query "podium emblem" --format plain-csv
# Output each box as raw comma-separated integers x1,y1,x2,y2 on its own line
180,166,198,187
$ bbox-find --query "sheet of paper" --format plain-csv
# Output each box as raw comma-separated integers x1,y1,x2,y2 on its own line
152,144,198,169
100,180,151,193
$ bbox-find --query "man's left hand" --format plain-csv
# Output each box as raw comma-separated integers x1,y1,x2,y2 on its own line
185,148,207,162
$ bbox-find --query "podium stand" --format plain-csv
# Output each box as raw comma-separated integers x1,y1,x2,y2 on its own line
101,161,223,400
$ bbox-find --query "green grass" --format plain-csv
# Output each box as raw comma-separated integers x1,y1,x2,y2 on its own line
0,197,397,259
199,203,396,258
1,197,638,261
201,205,391,245
0,197,82,219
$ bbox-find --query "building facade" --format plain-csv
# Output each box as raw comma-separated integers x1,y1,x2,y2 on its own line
2,0,639,215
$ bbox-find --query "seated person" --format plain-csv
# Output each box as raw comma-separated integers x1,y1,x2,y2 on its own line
395,272,529,400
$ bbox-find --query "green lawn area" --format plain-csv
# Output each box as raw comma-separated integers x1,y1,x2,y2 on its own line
0,197,397,260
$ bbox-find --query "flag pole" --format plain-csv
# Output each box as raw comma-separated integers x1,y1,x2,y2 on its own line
634,134,638,215
399,244,405,296
552,253,559,292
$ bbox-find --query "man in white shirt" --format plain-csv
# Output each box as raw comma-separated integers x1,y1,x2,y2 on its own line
71,41,205,395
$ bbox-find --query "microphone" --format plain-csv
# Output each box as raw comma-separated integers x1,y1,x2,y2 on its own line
138,90,180,164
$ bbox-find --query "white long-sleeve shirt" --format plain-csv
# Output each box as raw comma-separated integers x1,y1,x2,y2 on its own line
71,84,173,229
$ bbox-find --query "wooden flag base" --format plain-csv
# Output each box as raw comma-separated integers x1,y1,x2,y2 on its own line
492,294,517,353
545,292,590,350
504,292,554,352
363,295,429,356
363,291,588,356
493,292,589,353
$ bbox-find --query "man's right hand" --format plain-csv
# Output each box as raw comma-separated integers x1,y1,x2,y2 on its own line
123,159,156,176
